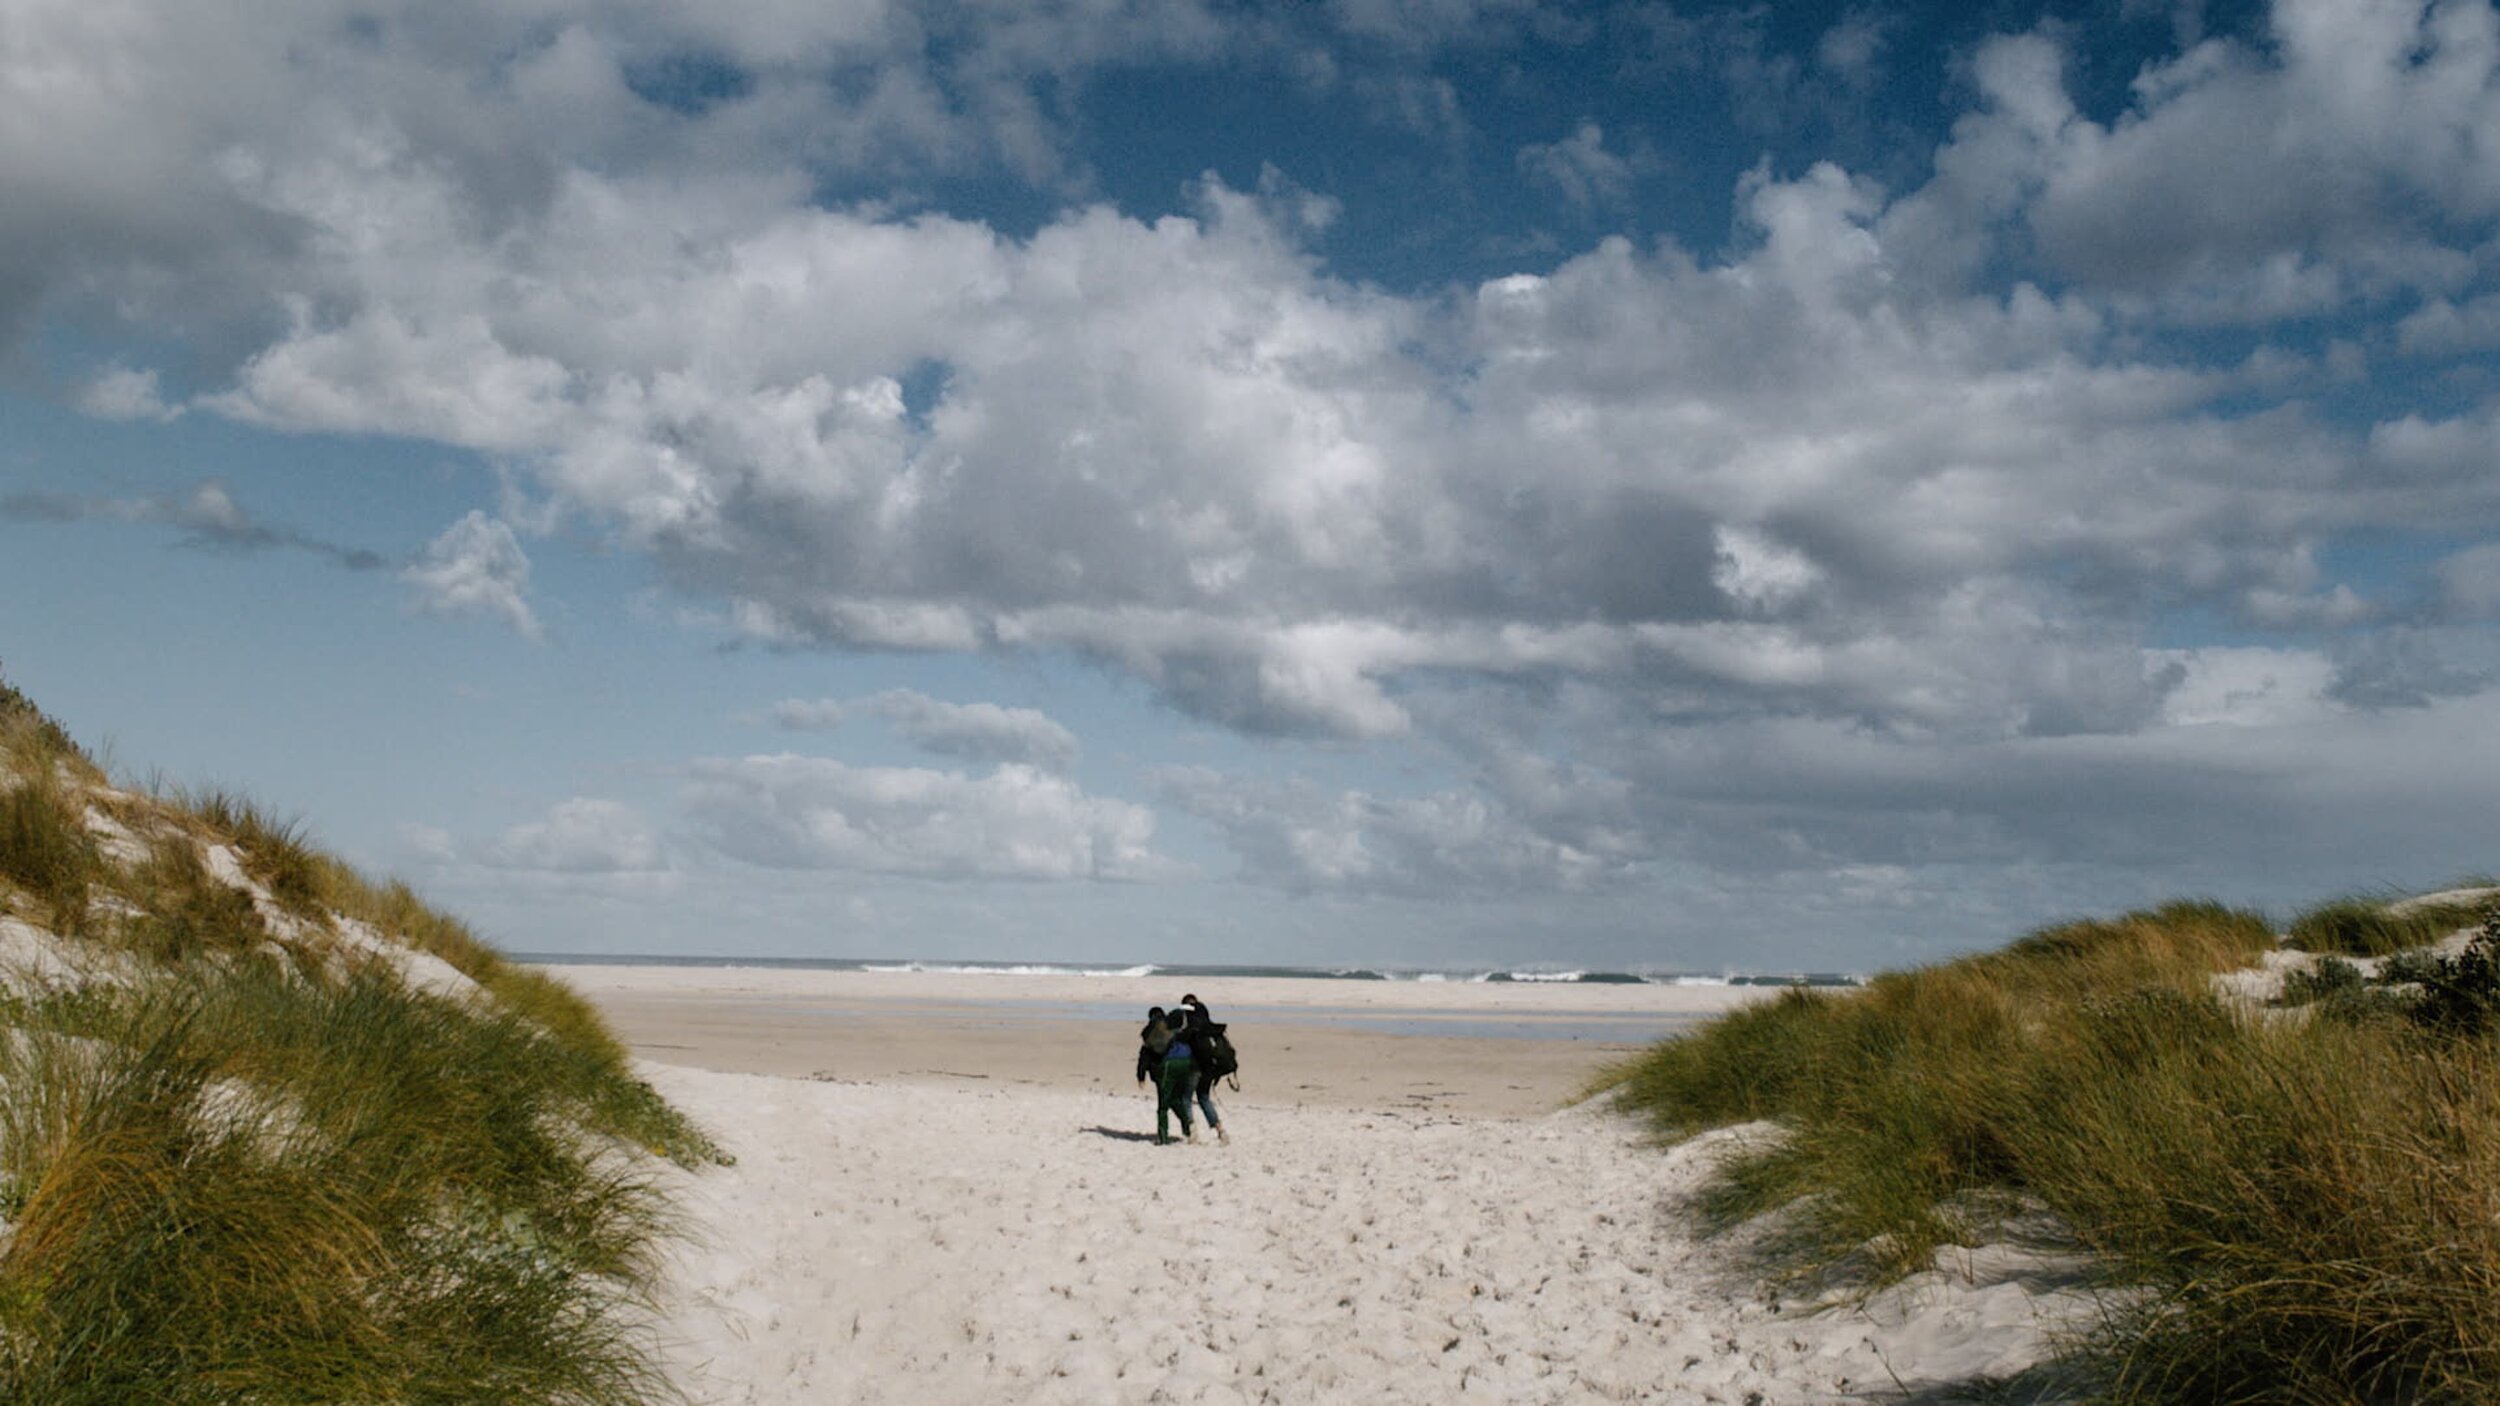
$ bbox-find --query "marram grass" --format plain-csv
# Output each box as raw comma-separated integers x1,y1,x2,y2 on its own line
1596,896,2500,1404
0,664,720,1403
0,968,682,1404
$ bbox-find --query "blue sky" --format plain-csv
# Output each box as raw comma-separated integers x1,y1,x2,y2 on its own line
4,0,2498,971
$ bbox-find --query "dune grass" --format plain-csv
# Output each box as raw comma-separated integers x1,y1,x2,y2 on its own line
0,771,100,937
1604,902,2274,1275
0,665,721,1401
1596,896,2500,1402
106,836,273,962
185,787,329,921
2287,890,2492,957
0,962,683,1404
0,675,92,784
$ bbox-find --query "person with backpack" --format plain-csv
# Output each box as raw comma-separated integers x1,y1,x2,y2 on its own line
1174,993,1231,1144
1134,1006,1197,1145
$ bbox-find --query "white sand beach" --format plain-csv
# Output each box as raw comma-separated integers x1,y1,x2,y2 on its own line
554,967,2095,1404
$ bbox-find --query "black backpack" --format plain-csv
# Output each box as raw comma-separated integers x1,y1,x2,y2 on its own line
1197,1021,1238,1080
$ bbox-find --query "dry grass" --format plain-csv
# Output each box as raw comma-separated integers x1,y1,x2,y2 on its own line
0,771,102,936
1597,896,2500,1402
0,966,683,1404
184,788,327,921
105,837,272,962
0,666,722,1401
2288,891,2493,957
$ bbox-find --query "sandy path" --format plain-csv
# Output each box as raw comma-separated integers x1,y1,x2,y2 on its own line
644,1067,2085,1406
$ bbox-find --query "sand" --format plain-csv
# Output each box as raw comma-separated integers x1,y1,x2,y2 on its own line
548,966,2092,1404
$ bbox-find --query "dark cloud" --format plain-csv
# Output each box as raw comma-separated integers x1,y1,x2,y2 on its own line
2326,630,2492,711
1,481,386,571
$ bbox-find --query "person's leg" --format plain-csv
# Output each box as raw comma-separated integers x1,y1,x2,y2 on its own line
1160,1058,1197,1141
1157,1058,1195,1143
1194,1070,1227,1141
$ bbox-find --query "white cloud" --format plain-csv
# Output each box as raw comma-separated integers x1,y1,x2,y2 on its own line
774,689,1080,771
478,798,665,873
2438,543,2500,618
77,366,175,421
15,4,2496,756
1516,122,1633,210
9,0,2500,953
403,511,542,640
2398,293,2500,358
1816,11,1895,88
684,754,1164,880
1966,4,2500,315
770,698,851,730
1156,766,1628,896
1711,525,1822,613
2153,646,2338,727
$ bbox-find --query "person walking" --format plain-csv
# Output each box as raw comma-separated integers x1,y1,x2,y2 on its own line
1134,1006,1197,1145
1174,993,1230,1143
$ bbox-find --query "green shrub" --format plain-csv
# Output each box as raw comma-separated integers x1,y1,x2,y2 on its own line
2404,908,2500,1038
2377,947,2445,987
2277,955,2363,1007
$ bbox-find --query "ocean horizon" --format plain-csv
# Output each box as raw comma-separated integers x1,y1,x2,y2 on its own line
518,953,1868,988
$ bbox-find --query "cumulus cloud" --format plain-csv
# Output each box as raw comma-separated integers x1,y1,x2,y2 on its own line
2326,629,2492,711
1941,4,2500,315
2438,543,2500,618
403,511,542,640
1156,766,1630,897
9,0,2500,932
684,754,1163,880
476,798,666,872
774,690,1080,772
12,3,2497,754
77,367,177,421
1516,122,1634,210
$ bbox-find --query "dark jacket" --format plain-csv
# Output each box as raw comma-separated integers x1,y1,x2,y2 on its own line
1135,1017,1189,1081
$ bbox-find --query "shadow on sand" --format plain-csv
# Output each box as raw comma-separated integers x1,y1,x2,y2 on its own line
1083,1125,1163,1142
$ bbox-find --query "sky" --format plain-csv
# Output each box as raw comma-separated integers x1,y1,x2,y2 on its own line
3,0,2498,973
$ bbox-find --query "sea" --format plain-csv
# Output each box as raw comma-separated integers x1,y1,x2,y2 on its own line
516,953,1867,988
519,954,1866,1044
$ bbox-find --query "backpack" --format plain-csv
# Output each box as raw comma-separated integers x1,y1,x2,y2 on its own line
1197,1022,1238,1080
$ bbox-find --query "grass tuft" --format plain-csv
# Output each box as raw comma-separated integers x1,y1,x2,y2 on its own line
1599,894,2500,1401
0,963,687,1403
2286,892,2489,957
183,787,329,920
0,771,102,935
0,672,95,781
0,665,721,1401
107,838,272,962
